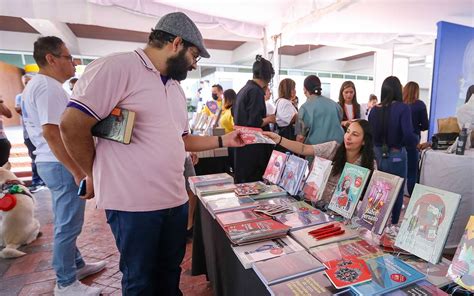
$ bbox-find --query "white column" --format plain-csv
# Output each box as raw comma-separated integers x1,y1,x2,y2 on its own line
373,49,394,96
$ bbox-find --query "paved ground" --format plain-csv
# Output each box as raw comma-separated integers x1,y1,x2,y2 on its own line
0,189,213,296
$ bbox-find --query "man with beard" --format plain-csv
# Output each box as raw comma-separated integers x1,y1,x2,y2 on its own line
59,12,244,295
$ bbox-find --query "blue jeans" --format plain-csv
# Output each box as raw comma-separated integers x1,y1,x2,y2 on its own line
37,162,86,286
374,147,407,225
406,145,419,196
106,202,188,296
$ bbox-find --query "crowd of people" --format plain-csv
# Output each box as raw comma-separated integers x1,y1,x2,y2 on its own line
3,9,471,296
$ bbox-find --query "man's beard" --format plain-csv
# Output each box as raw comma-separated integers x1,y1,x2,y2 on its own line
166,48,193,81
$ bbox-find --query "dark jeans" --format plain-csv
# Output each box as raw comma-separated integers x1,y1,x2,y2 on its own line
406,147,419,196
374,146,407,225
106,202,189,296
0,138,11,167
24,138,44,186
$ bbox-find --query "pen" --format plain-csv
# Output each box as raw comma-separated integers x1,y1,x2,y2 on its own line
315,229,345,240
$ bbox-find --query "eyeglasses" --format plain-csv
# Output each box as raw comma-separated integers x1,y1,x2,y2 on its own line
189,50,201,64
53,54,74,62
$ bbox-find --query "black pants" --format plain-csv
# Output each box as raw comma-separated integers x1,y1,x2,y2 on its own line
0,138,11,167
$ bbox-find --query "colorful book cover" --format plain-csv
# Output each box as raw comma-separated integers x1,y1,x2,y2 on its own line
278,155,308,196
231,236,304,269
350,255,426,296
252,185,287,200
310,239,383,263
447,215,474,291
91,107,136,144
216,209,267,227
195,182,236,198
234,125,275,145
325,259,372,289
355,171,403,235
252,250,325,285
234,181,267,196
395,184,461,264
291,222,358,249
328,163,370,219
269,271,346,296
402,257,451,288
256,196,298,207
263,150,289,185
383,279,448,296
206,100,219,114
188,173,233,193
303,156,333,203
207,196,257,214
224,219,290,245
273,201,332,231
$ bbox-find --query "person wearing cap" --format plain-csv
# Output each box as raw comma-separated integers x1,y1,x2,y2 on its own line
297,75,344,153
59,12,244,295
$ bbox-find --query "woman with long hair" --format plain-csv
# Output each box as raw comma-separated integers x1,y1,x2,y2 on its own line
402,81,428,196
275,78,298,151
369,76,417,234
264,119,375,209
338,81,361,129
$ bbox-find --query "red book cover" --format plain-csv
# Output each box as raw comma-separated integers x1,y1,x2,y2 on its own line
325,260,372,289
224,219,290,244
263,150,288,184
216,209,267,227
234,125,275,145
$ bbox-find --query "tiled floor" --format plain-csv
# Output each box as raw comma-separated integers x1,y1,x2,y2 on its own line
0,189,213,296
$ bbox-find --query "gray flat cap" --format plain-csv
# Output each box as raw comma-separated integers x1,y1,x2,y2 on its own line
155,12,210,58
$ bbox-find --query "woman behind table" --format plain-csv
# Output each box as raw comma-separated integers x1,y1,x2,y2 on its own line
0,97,13,166
403,81,429,196
275,78,298,152
369,76,417,234
338,81,361,130
263,119,375,210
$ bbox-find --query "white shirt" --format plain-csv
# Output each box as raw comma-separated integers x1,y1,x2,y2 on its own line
22,74,69,162
265,100,276,116
345,103,354,120
275,98,297,127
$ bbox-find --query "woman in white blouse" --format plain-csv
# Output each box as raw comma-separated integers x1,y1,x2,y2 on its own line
275,79,298,151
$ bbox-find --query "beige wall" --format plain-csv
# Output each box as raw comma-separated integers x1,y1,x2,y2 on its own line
0,61,23,126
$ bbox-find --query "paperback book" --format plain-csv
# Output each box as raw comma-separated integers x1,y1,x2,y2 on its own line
252,185,287,200
234,181,267,196
355,170,403,235
256,196,298,207
234,125,275,145
309,238,383,263
231,236,304,269
325,258,372,289
91,107,136,144
383,280,448,296
278,155,308,196
447,215,474,291
303,156,333,203
224,219,290,245
395,184,461,264
291,222,358,249
188,173,234,194
350,255,426,295
207,196,257,215
195,183,236,198
268,271,347,296
328,163,371,219
263,150,289,185
216,209,268,228
403,257,452,288
273,201,332,231
252,250,325,285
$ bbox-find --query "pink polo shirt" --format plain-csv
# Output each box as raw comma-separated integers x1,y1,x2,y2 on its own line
71,48,188,211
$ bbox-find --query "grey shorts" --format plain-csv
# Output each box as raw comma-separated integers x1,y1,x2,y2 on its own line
184,156,196,191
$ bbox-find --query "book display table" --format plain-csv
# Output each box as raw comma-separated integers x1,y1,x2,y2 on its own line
419,149,474,249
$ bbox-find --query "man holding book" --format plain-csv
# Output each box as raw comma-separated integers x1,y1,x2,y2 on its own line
60,12,244,295
21,36,105,296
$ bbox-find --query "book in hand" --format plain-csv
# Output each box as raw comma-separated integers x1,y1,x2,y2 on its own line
350,255,426,296
355,170,403,235
216,209,268,228
273,201,332,231
383,279,448,296
252,250,325,286
309,238,383,264
325,258,372,289
91,107,136,144
394,184,461,265
231,236,304,269
269,271,348,296
224,219,290,245
328,163,371,219
447,215,474,291
303,156,333,203
278,155,308,196
263,150,289,184
291,222,358,249
234,125,275,145
188,173,234,194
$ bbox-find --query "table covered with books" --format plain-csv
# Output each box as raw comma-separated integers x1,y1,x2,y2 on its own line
419,148,474,249
190,148,472,296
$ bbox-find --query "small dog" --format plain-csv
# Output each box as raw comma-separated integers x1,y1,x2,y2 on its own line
0,163,40,258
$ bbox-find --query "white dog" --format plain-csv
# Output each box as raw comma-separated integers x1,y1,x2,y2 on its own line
0,163,40,258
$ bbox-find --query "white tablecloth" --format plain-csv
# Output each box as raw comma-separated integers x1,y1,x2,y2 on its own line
419,149,474,249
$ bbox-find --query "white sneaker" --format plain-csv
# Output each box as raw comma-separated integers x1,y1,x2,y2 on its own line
54,280,102,296
77,261,107,280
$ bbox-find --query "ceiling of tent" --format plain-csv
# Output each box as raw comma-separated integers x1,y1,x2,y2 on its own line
0,0,472,73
